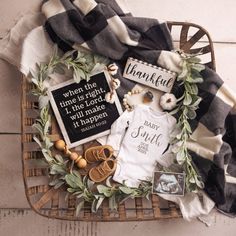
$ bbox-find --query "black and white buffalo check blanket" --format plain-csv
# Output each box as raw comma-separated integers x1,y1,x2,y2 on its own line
41,0,236,217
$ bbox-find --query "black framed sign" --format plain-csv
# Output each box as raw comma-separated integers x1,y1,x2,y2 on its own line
48,71,123,148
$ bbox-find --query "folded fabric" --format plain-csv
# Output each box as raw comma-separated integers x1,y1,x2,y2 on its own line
0,13,45,71
41,0,181,98
159,190,215,221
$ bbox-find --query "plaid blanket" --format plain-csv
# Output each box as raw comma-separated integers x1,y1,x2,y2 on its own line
42,0,236,217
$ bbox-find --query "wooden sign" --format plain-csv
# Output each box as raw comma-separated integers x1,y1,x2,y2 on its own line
123,57,177,93
47,71,123,148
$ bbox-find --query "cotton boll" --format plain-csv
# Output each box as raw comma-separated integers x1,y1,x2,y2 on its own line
105,92,115,104
112,78,121,89
160,93,177,110
107,63,119,76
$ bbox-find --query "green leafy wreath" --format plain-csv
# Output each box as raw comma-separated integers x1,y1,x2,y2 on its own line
30,47,205,215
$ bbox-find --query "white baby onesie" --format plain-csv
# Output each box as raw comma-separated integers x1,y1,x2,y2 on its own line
106,104,176,188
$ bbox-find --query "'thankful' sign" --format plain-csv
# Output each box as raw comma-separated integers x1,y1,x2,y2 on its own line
123,57,177,93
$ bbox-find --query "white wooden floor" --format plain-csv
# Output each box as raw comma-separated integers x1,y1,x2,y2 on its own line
0,0,236,235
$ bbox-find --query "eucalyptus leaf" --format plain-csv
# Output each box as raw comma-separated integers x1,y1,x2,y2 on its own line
83,188,93,202
86,178,95,189
73,70,81,83
186,56,201,64
190,84,198,95
31,78,39,86
185,83,198,95
119,186,134,195
76,201,84,216
191,67,201,77
67,188,76,193
187,109,197,120
78,68,86,80
169,106,180,115
42,149,54,163
106,191,114,198
54,154,64,163
189,177,196,183
195,176,205,188
97,185,110,194
49,178,61,186
176,149,185,165
183,107,189,116
72,170,83,187
104,191,114,198
73,170,81,178
40,106,49,123
77,57,86,64
32,123,44,138
96,196,105,211
183,93,192,105
65,173,83,189
192,63,205,72
106,176,113,188
185,76,195,83
91,196,105,213
184,121,192,133
109,194,117,210
39,95,50,109
91,199,98,213
81,175,86,186
177,61,188,79
45,137,54,149
175,132,183,140
54,181,65,189
184,82,192,93
190,97,202,107
50,164,66,175
29,69,38,80
75,193,84,199
44,120,51,135
192,77,204,83
33,136,42,148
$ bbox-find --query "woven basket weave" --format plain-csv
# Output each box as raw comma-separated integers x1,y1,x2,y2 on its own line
21,22,215,221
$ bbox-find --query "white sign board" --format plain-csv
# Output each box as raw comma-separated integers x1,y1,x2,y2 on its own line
123,57,177,93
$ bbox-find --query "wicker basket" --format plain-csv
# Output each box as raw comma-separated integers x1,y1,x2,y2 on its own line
21,22,215,221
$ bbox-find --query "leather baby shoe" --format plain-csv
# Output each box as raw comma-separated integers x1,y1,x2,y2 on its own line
89,159,117,183
84,145,114,163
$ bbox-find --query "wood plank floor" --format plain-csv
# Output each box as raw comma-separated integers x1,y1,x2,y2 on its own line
0,0,235,235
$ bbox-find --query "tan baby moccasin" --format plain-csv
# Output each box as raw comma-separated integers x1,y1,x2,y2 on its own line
89,159,117,183
84,145,114,163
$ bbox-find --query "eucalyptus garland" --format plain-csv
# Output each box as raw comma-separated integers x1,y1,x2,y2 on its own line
171,51,205,192
33,106,152,214
30,47,204,215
